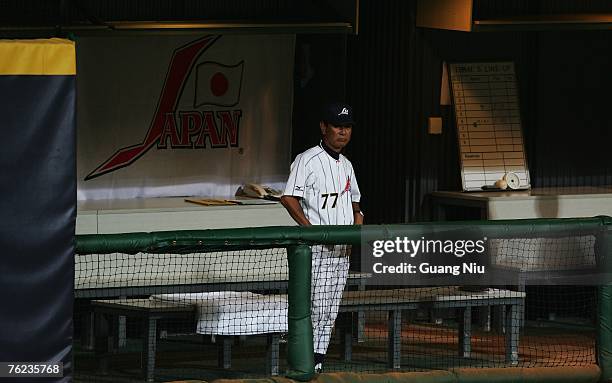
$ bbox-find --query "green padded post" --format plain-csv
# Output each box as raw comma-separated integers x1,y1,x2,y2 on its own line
600,285,612,382
286,245,314,381
599,221,612,382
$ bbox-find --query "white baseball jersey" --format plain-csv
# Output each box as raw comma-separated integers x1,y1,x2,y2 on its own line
283,141,361,225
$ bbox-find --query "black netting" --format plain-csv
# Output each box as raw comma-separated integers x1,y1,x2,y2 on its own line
73,232,600,382
74,248,290,382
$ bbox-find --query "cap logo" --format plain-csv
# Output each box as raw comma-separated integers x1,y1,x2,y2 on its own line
338,107,349,116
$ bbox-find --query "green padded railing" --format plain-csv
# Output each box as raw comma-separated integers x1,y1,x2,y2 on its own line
76,216,612,254
75,217,612,382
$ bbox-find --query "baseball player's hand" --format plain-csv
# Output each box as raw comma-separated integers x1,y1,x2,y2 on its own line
354,212,364,225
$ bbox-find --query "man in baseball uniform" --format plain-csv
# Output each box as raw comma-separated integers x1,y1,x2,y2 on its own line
280,102,363,372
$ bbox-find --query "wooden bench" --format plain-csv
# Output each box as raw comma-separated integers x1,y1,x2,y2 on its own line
80,271,370,350
89,287,524,381
90,299,194,382
337,287,525,369
89,298,283,382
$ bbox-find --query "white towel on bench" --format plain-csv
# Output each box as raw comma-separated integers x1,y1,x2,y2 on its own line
152,292,288,335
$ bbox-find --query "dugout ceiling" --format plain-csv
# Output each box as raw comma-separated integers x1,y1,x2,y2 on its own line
0,0,359,35
4,0,611,34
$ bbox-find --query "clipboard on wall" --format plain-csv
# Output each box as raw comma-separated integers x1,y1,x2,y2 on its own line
447,61,531,191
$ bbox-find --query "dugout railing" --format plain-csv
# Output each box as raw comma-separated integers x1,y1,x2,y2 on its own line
74,217,612,383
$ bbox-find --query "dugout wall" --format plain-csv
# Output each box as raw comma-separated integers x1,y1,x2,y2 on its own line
0,39,76,381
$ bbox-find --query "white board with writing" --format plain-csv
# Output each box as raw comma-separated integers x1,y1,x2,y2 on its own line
449,62,531,191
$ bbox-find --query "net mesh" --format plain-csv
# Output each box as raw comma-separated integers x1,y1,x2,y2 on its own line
73,223,603,382
75,248,292,382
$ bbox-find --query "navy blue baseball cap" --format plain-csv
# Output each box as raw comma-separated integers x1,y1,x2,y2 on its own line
322,102,355,126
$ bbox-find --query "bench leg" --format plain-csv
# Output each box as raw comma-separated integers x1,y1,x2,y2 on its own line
118,315,127,348
115,294,127,349
357,283,366,343
505,304,520,365
218,336,232,369
94,313,111,375
339,313,353,362
267,334,280,376
83,311,95,350
479,306,491,332
357,310,366,343
143,317,157,382
388,310,401,369
458,307,472,358
518,274,526,329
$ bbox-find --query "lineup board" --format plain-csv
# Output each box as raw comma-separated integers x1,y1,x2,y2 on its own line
449,62,531,191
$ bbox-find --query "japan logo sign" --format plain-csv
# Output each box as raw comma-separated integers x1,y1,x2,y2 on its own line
86,35,244,180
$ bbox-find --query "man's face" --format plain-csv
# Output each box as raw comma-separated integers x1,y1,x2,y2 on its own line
320,122,352,152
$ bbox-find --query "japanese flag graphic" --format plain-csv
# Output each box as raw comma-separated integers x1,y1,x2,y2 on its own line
195,61,244,107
